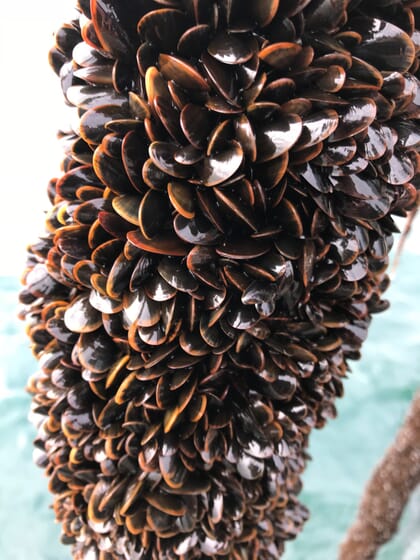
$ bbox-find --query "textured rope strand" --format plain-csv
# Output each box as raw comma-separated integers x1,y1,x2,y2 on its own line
340,390,420,559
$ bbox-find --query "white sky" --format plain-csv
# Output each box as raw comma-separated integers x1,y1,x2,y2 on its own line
1,0,419,276
0,0,74,275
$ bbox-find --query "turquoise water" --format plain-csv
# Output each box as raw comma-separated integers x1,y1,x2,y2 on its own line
1,247,419,560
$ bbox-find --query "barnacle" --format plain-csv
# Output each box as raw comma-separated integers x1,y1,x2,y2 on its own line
20,0,419,558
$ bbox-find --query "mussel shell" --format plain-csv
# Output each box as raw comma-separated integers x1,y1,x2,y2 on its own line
234,115,257,162
178,24,212,58
159,453,188,489
138,190,169,240
137,8,189,52
121,131,149,191
336,192,392,220
259,42,302,69
254,153,289,190
90,0,134,58
350,16,415,72
78,329,120,373
145,66,171,106
174,146,203,167
316,64,346,93
64,294,102,333
329,175,381,200
255,114,302,162
208,33,254,65
112,195,141,225
93,147,132,194
145,493,187,517
168,182,196,218
154,95,185,143
237,451,265,480
394,121,420,150
315,138,357,166
158,257,199,292
142,159,168,190
250,0,280,27
331,98,377,142
201,51,239,101
80,105,127,144
213,188,258,232
295,110,339,149
275,198,304,237
149,142,191,179
377,153,415,186
67,85,129,111
263,79,295,108
159,54,210,91
180,104,213,149
341,256,368,282
127,231,190,256
198,141,244,186
186,246,223,289
173,214,222,245
216,239,270,259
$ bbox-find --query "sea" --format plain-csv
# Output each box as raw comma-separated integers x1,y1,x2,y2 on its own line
1,233,419,560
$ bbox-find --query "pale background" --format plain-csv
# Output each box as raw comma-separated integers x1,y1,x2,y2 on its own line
0,0,75,276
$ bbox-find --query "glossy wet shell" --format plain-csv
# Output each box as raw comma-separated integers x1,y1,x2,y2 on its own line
21,0,420,559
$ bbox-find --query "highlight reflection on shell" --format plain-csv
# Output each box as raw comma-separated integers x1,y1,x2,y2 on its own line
22,0,419,558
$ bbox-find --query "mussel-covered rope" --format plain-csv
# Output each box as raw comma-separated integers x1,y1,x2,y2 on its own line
20,1,419,558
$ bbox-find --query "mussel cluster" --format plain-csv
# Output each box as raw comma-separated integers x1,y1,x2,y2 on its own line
20,0,419,558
